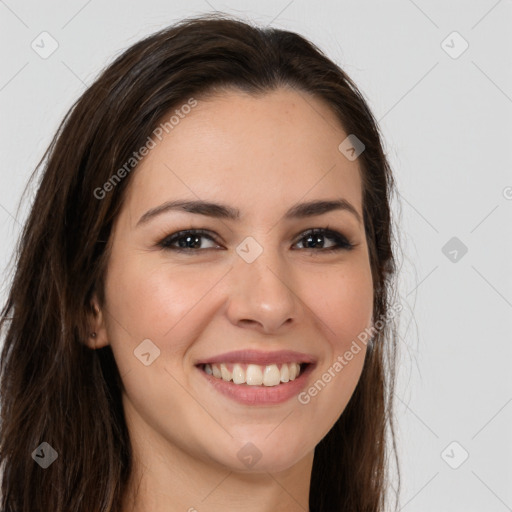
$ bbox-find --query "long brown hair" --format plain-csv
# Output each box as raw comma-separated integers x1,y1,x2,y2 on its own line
0,13,400,511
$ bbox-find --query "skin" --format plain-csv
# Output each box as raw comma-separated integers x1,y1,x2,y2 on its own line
87,87,374,512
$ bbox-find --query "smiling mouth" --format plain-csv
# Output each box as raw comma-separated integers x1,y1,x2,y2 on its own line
197,362,310,387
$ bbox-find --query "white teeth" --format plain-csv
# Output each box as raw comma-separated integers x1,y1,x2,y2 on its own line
246,364,263,385
263,364,281,386
204,362,304,386
280,364,289,383
220,363,231,382
232,364,245,384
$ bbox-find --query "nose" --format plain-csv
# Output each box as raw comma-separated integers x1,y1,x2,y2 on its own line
225,246,300,334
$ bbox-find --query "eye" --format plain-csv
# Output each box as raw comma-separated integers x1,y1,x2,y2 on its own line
157,227,354,253
158,229,221,252
292,228,354,253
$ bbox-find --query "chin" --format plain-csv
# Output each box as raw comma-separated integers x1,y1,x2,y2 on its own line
203,435,313,474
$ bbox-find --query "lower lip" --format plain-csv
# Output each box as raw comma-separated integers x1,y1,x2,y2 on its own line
196,364,315,405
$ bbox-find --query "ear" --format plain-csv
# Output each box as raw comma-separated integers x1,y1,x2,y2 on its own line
84,294,109,349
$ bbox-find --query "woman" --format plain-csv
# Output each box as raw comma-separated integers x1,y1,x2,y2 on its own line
0,13,401,512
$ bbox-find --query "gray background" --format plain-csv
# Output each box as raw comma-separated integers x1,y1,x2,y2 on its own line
1,1,511,510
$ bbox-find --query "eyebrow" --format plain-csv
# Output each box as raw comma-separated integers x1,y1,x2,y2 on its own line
136,198,362,227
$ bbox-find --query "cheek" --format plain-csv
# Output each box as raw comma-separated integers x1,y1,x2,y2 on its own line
304,259,374,349
296,260,373,418
103,257,227,354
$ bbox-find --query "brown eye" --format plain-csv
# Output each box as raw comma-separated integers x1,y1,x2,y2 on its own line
293,228,354,252
158,229,222,252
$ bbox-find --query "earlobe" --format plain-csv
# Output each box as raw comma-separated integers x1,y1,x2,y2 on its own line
85,297,109,349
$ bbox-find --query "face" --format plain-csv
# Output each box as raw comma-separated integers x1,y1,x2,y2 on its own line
90,87,374,474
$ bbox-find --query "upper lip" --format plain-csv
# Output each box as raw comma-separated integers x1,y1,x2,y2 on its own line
195,349,317,366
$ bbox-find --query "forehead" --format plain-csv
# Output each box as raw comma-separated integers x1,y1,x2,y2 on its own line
123,87,363,224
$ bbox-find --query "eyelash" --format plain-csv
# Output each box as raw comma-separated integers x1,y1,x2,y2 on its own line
157,227,354,254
